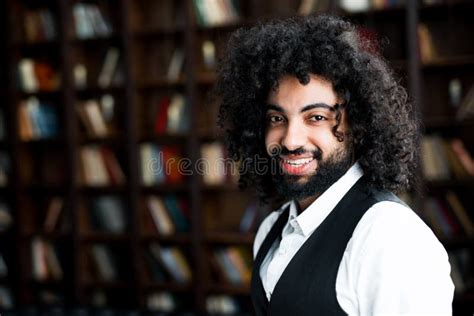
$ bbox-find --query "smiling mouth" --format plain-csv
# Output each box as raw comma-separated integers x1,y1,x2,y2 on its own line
282,157,314,166
279,157,317,175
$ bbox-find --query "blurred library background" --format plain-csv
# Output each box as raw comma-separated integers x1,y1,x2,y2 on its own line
0,0,473,315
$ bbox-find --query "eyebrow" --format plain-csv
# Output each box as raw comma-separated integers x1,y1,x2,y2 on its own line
266,103,336,113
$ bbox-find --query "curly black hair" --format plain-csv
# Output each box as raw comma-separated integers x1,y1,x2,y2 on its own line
214,14,419,203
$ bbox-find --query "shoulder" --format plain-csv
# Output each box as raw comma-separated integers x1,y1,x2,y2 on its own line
337,201,454,315
347,200,448,260
357,200,443,250
252,201,291,259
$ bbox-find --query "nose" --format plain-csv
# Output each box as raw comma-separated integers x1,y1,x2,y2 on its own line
281,120,306,151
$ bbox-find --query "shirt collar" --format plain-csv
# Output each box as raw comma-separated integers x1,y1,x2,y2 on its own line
292,162,364,237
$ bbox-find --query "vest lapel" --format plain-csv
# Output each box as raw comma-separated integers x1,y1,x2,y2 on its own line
251,206,290,316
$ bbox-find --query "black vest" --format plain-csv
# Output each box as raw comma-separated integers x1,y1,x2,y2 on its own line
251,177,403,316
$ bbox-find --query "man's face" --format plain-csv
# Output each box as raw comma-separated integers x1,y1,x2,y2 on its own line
265,74,353,201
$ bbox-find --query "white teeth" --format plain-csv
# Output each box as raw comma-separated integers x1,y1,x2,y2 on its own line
283,158,313,166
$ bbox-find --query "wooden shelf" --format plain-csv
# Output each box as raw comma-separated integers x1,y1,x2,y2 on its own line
140,233,191,244
202,183,240,192
136,78,187,89
140,184,189,194
2,0,472,313
423,117,474,129
78,136,125,146
141,281,192,292
206,283,250,295
422,55,474,70
205,232,254,245
138,134,189,145
82,281,130,289
75,86,126,96
12,39,60,49
18,138,65,146
132,28,184,38
16,90,62,99
79,186,128,195
20,231,71,240
70,35,122,46
425,178,474,189
23,184,67,195
27,279,66,287
79,233,130,243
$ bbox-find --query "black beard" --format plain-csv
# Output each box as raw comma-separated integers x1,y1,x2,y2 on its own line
272,146,353,201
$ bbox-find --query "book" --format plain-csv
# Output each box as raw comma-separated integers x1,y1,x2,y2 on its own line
202,40,216,70
162,147,185,184
34,61,60,91
146,292,176,312
99,147,126,185
154,96,171,135
0,202,12,232
146,196,175,236
38,9,56,40
31,237,48,281
450,138,474,176
213,248,241,284
0,253,8,277
193,0,240,27
74,63,88,89
0,286,13,309
80,146,109,186
239,200,259,232
166,48,184,81
144,251,169,282
73,3,112,39
87,4,112,37
206,295,240,314
456,84,474,121
163,196,189,232
140,143,157,185
418,23,436,64
298,0,318,15
225,247,251,284
166,94,188,134
339,0,370,12
445,191,473,236
18,59,38,92
43,197,64,233
430,136,451,180
90,196,126,233
91,244,117,281
18,98,59,140
43,243,63,280
201,142,226,185
98,48,120,88
148,244,192,284
77,100,109,138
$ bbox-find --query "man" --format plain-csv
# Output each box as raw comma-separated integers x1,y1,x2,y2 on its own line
214,15,454,315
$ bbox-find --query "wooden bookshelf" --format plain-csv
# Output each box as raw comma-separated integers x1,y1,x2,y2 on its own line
1,0,473,314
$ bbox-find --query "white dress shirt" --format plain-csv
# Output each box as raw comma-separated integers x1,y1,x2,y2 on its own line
253,163,454,316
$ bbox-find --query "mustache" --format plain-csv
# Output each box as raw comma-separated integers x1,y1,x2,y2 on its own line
279,147,323,160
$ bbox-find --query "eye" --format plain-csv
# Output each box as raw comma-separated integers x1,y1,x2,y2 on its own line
267,114,285,125
309,115,326,122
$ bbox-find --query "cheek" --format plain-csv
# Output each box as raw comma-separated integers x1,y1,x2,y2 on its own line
307,130,340,152
265,129,281,155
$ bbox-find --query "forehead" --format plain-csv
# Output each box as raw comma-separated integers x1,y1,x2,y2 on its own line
267,74,339,112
